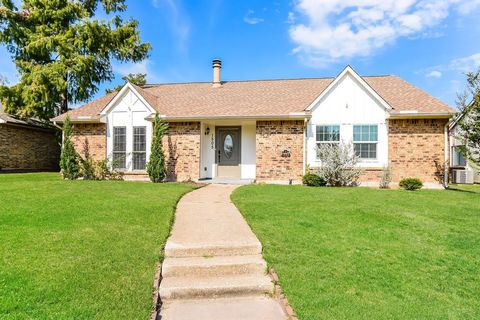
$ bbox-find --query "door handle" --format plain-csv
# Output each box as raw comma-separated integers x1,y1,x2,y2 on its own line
218,150,221,163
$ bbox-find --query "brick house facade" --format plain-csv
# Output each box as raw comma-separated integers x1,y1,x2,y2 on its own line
56,64,454,186
388,119,447,184
0,118,60,172
163,122,201,182
256,120,304,182
72,123,107,161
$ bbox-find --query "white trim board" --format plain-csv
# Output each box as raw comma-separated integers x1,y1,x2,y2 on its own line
305,65,392,112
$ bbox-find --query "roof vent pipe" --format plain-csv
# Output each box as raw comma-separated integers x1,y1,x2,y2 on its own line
212,59,221,87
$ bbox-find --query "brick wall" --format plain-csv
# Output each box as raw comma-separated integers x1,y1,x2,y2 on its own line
72,123,107,161
388,118,447,183
256,120,304,182
0,124,60,171
162,122,200,182
359,168,384,183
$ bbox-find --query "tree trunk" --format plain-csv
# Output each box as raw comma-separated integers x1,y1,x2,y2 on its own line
59,93,68,115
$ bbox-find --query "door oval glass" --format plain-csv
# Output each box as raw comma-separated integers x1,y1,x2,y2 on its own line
224,134,234,159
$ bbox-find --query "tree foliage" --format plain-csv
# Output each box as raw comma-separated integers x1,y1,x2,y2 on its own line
106,73,146,94
147,113,168,183
60,117,80,179
0,0,151,120
316,142,363,186
455,68,480,166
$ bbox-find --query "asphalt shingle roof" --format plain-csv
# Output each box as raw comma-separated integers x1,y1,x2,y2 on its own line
53,75,454,122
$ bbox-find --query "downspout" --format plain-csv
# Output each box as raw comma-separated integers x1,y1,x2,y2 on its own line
303,118,308,176
444,122,449,188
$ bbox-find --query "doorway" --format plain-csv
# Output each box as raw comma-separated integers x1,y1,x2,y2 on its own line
216,126,241,178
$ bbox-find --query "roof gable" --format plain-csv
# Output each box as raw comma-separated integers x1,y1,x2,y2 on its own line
100,82,156,116
305,66,391,112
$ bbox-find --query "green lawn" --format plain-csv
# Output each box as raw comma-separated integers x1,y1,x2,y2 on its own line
232,184,480,320
0,173,195,319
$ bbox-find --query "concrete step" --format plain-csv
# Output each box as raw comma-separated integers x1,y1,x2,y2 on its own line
160,296,287,320
159,274,274,300
164,242,262,258
122,173,150,182
162,254,267,277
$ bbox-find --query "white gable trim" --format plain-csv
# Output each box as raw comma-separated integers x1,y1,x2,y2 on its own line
305,65,392,112
100,82,156,116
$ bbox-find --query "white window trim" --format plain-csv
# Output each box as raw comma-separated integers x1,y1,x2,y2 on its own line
315,124,341,160
353,124,378,161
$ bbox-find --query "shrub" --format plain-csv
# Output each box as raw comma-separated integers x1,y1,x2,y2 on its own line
303,172,326,187
379,166,391,189
60,117,81,180
399,177,423,191
80,138,122,180
147,113,168,183
316,142,363,186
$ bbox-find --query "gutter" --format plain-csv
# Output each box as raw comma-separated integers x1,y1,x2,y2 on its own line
387,112,454,119
51,116,106,124
146,113,312,122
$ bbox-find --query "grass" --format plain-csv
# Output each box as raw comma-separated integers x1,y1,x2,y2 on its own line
0,173,195,319
232,184,480,320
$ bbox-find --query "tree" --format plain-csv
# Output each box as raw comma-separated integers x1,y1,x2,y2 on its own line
147,113,168,183
60,117,80,179
106,73,146,94
0,0,150,121
455,68,480,166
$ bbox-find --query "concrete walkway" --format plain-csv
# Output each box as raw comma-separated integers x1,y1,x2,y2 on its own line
159,184,287,320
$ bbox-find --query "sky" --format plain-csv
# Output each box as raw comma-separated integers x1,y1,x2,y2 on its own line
1,0,480,108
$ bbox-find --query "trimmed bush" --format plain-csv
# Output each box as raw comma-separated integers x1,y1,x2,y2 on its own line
60,117,81,180
147,113,168,183
399,177,423,191
303,172,327,187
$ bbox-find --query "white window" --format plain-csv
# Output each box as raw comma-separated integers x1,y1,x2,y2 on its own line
113,127,126,169
133,126,147,170
353,125,378,159
452,146,467,167
316,125,340,159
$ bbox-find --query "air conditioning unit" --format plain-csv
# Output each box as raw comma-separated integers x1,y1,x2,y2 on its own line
452,169,474,184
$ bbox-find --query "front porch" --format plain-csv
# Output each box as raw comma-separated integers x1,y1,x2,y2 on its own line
199,120,257,180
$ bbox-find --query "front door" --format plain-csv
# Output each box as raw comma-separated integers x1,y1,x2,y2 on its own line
216,127,241,178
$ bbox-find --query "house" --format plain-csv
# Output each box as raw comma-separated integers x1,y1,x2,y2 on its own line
52,61,454,186
0,103,60,172
448,105,480,184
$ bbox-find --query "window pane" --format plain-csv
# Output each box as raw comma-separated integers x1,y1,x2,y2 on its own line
133,153,146,170
113,127,126,152
453,146,467,166
316,125,340,142
133,127,146,152
113,152,126,169
132,126,147,170
353,125,378,142
354,143,377,159
113,127,126,169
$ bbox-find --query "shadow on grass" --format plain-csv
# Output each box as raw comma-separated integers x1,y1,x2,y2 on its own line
446,186,480,194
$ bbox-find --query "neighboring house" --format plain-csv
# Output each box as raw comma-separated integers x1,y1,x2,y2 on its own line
52,61,454,186
448,106,480,184
0,103,60,172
